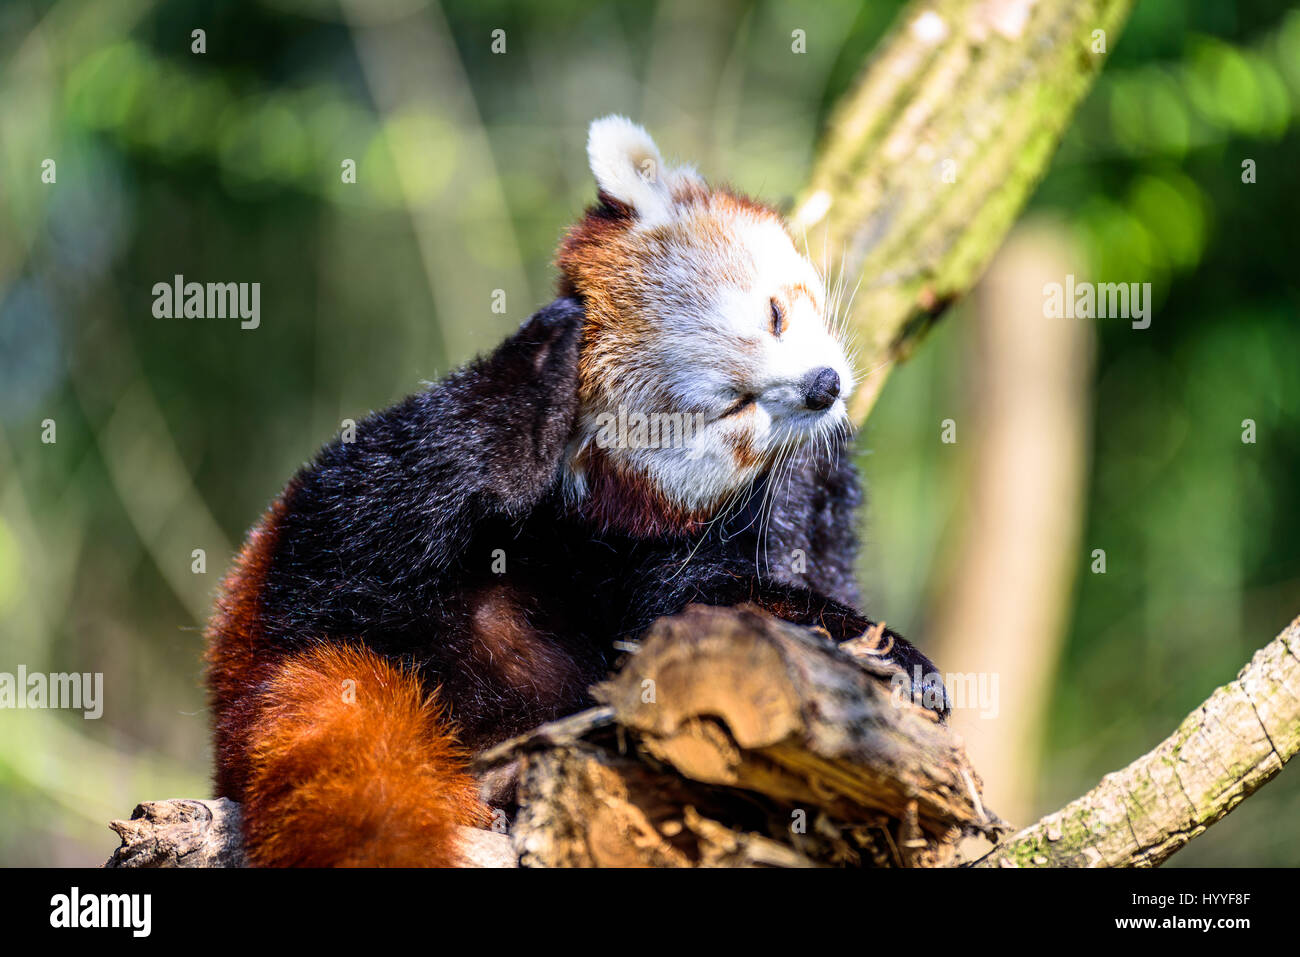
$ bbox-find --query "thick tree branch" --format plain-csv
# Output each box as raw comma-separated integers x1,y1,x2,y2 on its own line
975,616,1300,867
793,0,1134,422
497,605,1004,867
106,606,1001,868
105,612,1299,867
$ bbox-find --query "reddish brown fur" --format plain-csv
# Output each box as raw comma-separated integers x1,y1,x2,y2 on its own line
206,495,290,799
571,444,710,537
557,184,780,413
207,499,486,866
239,643,486,867
467,583,590,712
784,282,817,310
723,405,765,471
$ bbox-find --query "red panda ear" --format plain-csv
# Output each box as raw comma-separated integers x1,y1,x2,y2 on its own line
587,115,676,226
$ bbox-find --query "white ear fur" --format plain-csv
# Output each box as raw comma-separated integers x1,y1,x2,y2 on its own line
587,115,676,225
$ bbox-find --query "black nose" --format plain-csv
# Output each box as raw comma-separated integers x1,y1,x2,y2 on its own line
804,367,841,411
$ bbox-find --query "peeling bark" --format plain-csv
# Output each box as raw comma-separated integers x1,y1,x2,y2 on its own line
105,611,1299,868
107,606,999,868
105,797,516,869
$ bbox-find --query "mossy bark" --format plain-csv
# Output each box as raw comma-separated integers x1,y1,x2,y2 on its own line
793,0,1135,422
975,616,1300,867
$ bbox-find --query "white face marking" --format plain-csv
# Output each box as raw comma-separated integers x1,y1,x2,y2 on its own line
568,202,855,516
567,116,856,519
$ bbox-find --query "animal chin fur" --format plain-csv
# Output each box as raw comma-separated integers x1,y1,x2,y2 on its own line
557,115,855,535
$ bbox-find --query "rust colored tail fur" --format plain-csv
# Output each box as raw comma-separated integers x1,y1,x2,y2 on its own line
218,642,486,867
205,504,487,866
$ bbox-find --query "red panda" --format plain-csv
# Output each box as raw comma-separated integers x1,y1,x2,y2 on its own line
205,116,946,867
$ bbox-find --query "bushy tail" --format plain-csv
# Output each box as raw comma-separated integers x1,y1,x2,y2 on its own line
234,644,486,867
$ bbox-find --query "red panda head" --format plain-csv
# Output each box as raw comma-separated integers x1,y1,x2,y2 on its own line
557,116,855,536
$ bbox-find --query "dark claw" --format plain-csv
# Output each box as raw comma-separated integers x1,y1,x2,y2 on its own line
839,621,950,720
882,636,951,719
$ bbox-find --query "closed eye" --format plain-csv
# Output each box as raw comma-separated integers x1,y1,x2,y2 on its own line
769,298,785,337
720,393,756,418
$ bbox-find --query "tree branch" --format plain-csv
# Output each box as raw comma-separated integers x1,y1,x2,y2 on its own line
793,0,1134,423
106,606,1002,868
105,612,1299,867
105,797,517,868
974,616,1300,867
497,605,1005,867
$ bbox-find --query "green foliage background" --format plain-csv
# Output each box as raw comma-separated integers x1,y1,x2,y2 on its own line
0,0,1296,864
